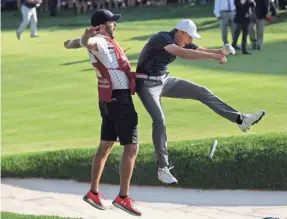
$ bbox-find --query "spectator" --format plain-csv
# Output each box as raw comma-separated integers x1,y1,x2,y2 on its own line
127,0,136,7
75,0,88,15
270,0,278,17
249,0,270,50
214,0,236,45
232,0,255,55
50,0,58,16
16,0,39,40
96,0,119,10
108,0,119,11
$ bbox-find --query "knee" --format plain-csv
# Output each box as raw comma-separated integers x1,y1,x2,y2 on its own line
31,20,38,25
22,19,30,25
151,112,166,126
124,144,139,157
195,86,215,101
199,86,213,96
96,141,114,157
152,116,166,128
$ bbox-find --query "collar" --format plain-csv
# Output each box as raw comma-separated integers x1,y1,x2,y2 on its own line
94,34,110,39
170,28,177,44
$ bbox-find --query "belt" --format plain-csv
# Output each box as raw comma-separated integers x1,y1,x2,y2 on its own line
136,73,168,81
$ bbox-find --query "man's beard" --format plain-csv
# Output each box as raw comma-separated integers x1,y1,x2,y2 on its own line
105,26,114,39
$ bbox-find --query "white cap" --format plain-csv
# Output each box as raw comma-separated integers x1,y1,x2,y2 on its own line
175,19,201,39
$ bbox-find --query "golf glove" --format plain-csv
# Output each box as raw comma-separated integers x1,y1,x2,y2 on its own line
222,44,236,55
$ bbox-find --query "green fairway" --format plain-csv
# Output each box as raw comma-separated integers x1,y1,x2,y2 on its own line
2,5,287,155
1,212,81,219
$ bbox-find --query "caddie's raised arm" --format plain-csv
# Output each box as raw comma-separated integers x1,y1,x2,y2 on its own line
80,26,100,51
64,27,100,50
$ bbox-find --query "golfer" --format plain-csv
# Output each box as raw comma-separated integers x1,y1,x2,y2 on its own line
135,19,266,184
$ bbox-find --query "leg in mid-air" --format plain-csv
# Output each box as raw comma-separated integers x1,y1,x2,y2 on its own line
161,76,266,132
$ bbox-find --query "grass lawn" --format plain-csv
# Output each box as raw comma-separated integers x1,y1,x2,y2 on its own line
1,212,81,219
2,5,287,155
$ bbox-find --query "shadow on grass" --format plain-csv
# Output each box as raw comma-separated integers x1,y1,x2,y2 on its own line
128,20,219,41
80,68,94,72
1,4,215,31
60,59,90,66
180,40,287,76
2,5,286,33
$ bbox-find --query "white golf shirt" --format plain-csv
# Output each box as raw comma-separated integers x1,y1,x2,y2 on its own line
81,34,129,90
213,0,236,17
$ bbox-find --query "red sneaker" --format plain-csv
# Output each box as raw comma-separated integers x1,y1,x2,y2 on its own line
83,191,106,210
112,195,142,216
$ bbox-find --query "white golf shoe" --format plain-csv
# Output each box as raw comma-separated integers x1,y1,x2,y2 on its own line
158,166,178,184
238,110,266,132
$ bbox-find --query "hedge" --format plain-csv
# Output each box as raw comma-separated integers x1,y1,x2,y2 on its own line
2,133,287,190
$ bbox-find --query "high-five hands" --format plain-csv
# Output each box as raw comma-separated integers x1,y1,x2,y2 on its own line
82,26,101,51
83,26,100,39
219,55,227,64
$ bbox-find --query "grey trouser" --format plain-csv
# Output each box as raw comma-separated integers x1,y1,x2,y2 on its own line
220,11,236,45
17,5,38,36
136,76,240,168
249,16,265,49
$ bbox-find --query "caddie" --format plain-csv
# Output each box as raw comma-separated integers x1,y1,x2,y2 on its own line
64,9,141,216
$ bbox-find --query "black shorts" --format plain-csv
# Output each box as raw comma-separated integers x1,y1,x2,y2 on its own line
99,89,138,145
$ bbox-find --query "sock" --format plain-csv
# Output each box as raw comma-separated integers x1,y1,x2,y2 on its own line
90,190,98,195
119,195,127,199
236,114,243,124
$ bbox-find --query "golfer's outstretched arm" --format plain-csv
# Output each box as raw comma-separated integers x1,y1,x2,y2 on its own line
164,44,223,61
197,47,223,55
64,38,81,49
